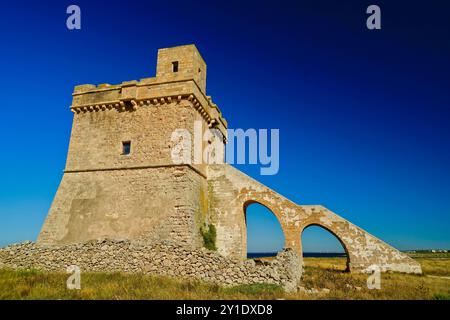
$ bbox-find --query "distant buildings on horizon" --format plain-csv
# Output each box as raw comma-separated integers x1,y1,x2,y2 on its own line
404,249,449,253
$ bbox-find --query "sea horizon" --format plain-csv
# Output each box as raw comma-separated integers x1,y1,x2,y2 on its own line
246,248,448,259
247,252,347,258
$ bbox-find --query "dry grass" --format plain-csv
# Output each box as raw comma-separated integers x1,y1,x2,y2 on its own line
0,269,284,300
303,257,348,271
0,254,449,300
298,256,450,300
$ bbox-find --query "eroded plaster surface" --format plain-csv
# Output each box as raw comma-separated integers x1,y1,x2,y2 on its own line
207,164,422,274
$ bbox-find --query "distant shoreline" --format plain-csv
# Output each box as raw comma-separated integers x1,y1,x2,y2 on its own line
247,252,347,258
248,250,450,259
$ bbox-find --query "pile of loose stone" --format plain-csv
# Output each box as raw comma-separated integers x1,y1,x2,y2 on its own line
0,240,302,292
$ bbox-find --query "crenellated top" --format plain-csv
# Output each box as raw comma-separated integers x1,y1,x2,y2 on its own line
70,45,227,139
70,80,227,139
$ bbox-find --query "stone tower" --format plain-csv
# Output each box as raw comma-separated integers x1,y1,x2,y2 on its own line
38,45,226,249
39,44,421,274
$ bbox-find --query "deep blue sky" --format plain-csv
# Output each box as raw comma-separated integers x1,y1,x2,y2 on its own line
0,1,449,252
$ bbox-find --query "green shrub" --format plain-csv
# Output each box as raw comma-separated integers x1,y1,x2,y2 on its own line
433,293,450,300
200,224,217,251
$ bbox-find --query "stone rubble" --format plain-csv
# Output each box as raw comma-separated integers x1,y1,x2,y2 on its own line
0,240,302,293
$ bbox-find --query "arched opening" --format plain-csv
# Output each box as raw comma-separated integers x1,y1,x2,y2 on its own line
301,224,350,272
244,202,285,259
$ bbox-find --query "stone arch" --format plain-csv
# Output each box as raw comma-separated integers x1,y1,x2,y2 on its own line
300,223,350,272
243,200,287,258
207,165,421,274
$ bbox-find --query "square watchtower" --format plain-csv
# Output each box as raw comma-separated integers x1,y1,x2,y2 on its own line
38,45,226,248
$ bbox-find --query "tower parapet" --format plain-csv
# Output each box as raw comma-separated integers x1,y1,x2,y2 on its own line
70,44,226,139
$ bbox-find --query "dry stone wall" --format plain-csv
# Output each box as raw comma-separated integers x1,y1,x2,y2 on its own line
0,240,302,293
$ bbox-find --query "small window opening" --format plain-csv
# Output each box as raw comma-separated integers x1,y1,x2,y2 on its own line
122,141,131,155
172,61,179,73
198,68,201,73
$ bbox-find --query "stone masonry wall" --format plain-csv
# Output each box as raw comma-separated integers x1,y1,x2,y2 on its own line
0,240,302,293
38,166,207,249
39,44,226,250
66,99,203,173
156,45,207,94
